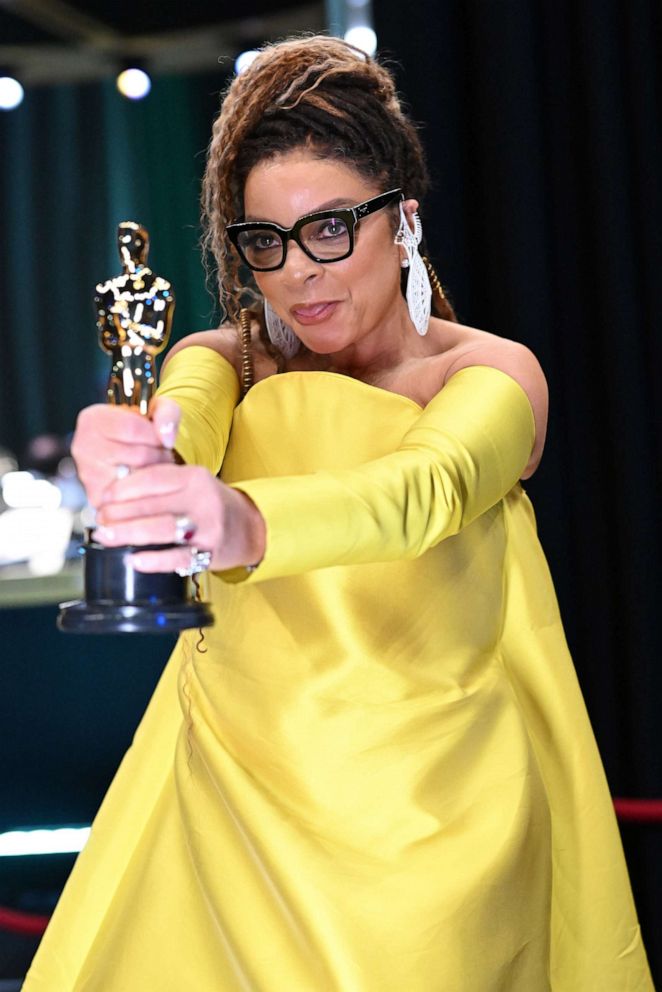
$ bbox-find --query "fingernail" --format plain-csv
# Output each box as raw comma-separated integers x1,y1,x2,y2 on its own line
94,526,115,541
129,554,146,571
158,421,177,449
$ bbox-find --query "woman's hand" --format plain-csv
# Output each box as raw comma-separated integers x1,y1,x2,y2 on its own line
72,395,266,574
94,464,266,574
71,397,181,508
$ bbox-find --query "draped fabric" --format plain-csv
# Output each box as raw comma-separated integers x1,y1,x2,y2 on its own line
24,353,652,989
373,1,662,975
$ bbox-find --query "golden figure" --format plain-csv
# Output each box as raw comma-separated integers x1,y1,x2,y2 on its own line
95,222,175,415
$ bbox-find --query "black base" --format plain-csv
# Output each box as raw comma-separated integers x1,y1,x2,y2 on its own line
57,598,214,634
57,541,215,635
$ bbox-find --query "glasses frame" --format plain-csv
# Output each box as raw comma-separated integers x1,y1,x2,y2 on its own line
226,188,404,272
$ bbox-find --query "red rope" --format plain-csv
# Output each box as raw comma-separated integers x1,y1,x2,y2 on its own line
0,905,50,936
614,798,662,823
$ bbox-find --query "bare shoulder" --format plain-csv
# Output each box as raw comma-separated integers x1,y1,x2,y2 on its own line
162,325,241,376
162,319,278,385
434,320,549,480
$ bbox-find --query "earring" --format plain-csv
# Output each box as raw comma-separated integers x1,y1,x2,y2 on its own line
394,203,432,336
264,299,300,359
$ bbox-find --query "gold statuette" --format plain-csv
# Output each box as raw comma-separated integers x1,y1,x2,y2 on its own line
58,222,213,635
95,222,175,415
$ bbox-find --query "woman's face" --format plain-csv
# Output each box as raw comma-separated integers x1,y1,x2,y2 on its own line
242,150,418,358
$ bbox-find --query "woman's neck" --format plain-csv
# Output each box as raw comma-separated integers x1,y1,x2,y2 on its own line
294,315,447,382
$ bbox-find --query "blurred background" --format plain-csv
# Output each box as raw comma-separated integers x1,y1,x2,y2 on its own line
0,0,660,986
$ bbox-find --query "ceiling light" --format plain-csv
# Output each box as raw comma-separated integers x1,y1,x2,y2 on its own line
234,50,260,75
116,67,152,101
344,26,377,56
0,76,24,111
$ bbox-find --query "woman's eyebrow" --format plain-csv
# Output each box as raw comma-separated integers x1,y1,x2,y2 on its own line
244,197,355,223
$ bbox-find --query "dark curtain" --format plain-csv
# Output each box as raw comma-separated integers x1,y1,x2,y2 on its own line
374,0,662,976
0,72,228,459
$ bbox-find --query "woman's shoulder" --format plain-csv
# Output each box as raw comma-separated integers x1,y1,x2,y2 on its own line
163,326,239,371
428,319,548,479
163,320,276,384
424,318,534,377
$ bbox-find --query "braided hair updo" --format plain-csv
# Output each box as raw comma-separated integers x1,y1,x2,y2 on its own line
201,35,455,327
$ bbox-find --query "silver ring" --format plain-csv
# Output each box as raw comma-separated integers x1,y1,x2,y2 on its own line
174,515,196,544
115,464,131,480
175,547,212,577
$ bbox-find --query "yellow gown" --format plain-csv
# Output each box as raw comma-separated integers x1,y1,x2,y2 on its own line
25,347,652,991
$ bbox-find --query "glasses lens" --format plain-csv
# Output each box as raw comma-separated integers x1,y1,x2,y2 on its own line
300,216,350,260
237,229,284,269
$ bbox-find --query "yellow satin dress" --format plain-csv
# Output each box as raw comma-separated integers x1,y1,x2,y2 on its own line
25,347,652,991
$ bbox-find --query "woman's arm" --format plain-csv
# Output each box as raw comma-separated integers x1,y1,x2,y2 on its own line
442,338,548,479
95,363,535,580
156,343,240,473
219,364,535,582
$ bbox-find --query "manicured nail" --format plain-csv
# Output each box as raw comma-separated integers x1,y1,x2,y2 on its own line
158,421,177,449
94,526,115,541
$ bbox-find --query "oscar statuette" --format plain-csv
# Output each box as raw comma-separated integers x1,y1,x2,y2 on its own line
58,222,214,634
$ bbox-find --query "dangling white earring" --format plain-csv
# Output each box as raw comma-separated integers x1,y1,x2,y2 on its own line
264,299,300,359
394,204,432,336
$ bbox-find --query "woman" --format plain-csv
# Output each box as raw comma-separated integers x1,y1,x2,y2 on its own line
25,36,652,991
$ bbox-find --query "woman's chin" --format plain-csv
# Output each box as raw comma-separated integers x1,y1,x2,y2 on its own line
296,328,353,356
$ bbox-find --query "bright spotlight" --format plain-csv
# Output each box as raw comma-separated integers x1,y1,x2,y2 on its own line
116,67,151,101
344,26,378,56
0,76,24,111
0,826,91,857
235,50,260,75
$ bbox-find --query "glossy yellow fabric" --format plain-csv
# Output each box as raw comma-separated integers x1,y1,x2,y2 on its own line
25,347,652,991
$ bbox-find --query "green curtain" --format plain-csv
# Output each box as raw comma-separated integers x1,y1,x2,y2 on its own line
0,70,229,457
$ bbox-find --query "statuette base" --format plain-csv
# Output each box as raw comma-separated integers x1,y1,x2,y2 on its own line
57,542,214,634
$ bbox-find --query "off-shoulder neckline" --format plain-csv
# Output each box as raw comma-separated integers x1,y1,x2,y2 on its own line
243,369,426,413
167,346,530,421
240,365,531,414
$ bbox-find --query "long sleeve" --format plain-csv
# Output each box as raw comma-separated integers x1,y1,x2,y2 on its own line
156,345,240,474
222,365,536,583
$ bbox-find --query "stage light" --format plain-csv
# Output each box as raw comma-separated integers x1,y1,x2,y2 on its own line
0,76,24,111
116,67,151,101
2,471,61,510
235,50,260,75
0,826,91,857
344,26,377,56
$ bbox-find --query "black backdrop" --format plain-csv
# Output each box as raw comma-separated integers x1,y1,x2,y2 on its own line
373,0,662,976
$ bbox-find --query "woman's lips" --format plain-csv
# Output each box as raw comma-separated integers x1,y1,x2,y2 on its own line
290,301,339,325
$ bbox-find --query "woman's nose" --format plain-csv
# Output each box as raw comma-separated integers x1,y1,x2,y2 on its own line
282,239,322,282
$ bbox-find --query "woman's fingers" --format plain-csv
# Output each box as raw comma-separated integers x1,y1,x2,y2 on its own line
78,447,175,509
75,404,162,446
96,465,220,563
100,462,199,510
149,396,182,450
98,491,192,525
92,469,265,575
93,518,212,577
93,513,193,548
95,443,173,471
71,402,182,508
128,547,210,575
